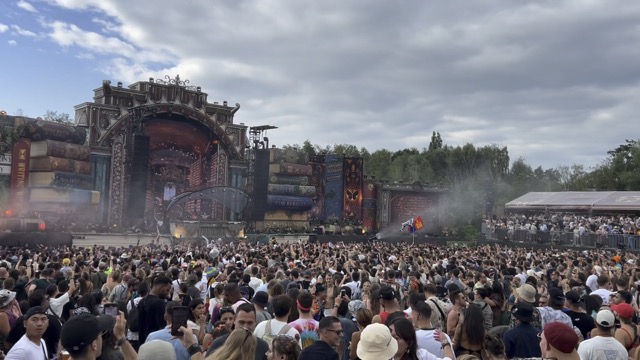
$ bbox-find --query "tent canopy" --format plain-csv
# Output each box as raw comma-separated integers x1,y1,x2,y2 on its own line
505,192,640,211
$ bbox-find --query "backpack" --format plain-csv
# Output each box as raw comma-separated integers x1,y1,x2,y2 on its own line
429,299,447,330
127,298,140,332
262,320,293,346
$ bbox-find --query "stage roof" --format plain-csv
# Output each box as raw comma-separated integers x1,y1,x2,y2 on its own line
505,192,640,211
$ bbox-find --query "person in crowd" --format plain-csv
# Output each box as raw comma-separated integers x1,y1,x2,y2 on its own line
223,283,251,312
4,306,48,360
349,308,372,360
288,292,320,349
266,333,302,360
252,291,272,324
578,309,628,360
254,295,301,345
126,280,148,351
472,287,493,331
590,275,614,305
356,323,398,360
299,316,342,360
0,289,20,352
389,317,454,360
413,302,452,359
186,298,207,345
145,301,198,360
611,302,639,351
452,303,485,358
564,290,595,340
209,328,256,360
446,289,467,337
502,302,541,358
482,334,507,360
372,286,403,324
424,284,447,331
207,303,269,360
138,275,171,343
510,283,541,330
5,289,61,357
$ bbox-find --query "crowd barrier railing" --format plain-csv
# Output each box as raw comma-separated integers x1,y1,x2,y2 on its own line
487,228,639,249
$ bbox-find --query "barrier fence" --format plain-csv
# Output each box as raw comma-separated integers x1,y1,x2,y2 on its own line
486,227,640,249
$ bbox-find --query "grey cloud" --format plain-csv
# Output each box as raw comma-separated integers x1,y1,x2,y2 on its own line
40,0,640,169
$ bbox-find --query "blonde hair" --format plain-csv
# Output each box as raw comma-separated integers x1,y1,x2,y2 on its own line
207,328,256,360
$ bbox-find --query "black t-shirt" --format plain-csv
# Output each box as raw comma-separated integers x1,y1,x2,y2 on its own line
6,313,61,357
564,309,595,339
137,294,167,343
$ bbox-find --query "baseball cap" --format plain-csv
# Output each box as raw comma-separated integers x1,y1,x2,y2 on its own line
24,306,47,320
379,286,396,301
543,322,579,353
596,309,616,328
548,287,565,306
611,303,634,319
565,290,584,307
61,313,111,352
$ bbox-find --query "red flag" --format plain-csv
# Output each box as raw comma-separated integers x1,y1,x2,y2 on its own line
414,216,424,230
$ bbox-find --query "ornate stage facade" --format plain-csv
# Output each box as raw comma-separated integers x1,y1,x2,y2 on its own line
73,76,248,230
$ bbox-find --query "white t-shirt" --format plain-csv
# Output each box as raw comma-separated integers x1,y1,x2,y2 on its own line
590,288,614,305
4,335,48,360
416,329,452,358
586,274,599,291
48,292,70,318
253,319,301,346
577,336,627,360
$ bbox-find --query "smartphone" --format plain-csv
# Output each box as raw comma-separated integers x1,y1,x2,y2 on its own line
171,306,189,336
340,289,346,297
103,303,118,319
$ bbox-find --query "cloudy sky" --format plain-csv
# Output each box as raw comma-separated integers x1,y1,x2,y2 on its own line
1,0,638,170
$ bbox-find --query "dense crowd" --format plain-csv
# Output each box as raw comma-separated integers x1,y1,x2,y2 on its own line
1,240,640,360
485,213,640,236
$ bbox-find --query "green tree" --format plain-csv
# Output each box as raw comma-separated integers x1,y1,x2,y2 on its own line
428,131,443,151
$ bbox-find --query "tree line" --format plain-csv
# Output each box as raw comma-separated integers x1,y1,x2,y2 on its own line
283,133,640,237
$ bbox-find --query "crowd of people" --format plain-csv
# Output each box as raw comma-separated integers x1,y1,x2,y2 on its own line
1,239,640,359
484,213,640,247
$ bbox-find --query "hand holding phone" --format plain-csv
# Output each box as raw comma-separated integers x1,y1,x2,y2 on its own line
171,306,189,336
103,303,118,319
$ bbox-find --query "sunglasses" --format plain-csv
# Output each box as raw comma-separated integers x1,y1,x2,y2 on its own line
326,329,344,335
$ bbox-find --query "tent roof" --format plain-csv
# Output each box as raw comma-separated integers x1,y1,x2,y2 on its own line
505,191,640,211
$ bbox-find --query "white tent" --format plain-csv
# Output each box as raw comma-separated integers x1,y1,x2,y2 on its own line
505,191,640,211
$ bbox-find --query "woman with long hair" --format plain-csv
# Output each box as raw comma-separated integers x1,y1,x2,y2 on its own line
188,298,207,344
267,335,302,360
208,328,256,360
489,281,505,326
389,317,455,360
453,303,486,358
368,283,381,315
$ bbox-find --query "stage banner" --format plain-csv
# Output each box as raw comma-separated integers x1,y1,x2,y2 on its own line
267,184,316,197
307,154,325,221
269,162,312,176
362,180,377,231
9,138,31,215
266,195,313,211
323,154,343,220
269,174,309,185
343,157,363,221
